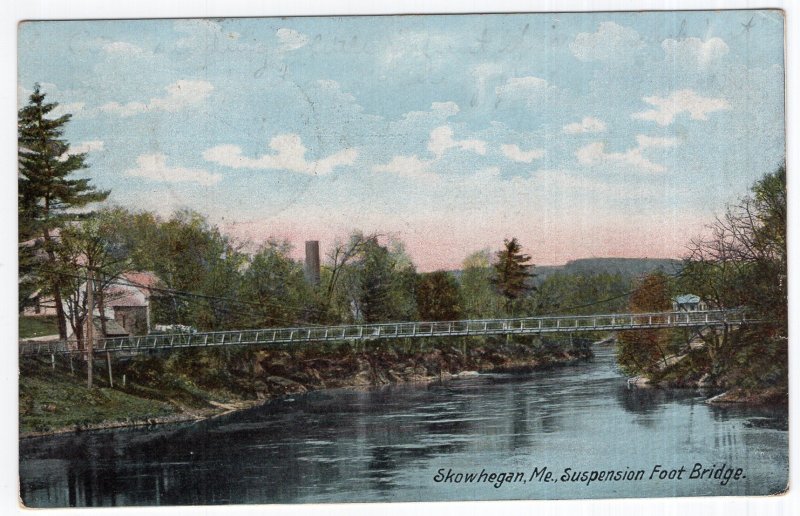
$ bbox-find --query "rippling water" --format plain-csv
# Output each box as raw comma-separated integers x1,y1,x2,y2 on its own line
19,347,788,506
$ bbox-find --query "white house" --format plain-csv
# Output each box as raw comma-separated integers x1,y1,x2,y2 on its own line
671,294,708,312
27,271,162,338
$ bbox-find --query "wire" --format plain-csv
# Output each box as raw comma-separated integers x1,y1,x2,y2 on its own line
536,267,684,316
26,266,326,328
30,265,328,315
26,260,688,330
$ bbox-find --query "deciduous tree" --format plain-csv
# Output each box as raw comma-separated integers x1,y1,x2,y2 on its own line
681,166,787,387
416,271,461,321
616,272,674,376
460,250,503,319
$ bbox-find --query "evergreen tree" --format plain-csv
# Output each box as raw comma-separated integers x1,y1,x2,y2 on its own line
18,84,109,338
493,238,535,315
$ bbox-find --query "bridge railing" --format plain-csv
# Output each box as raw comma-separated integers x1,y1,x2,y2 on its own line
19,309,752,356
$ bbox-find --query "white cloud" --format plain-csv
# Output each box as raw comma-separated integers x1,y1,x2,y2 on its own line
125,153,221,185
662,37,729,68
316,79,340,90
100,79,214,117
57,140,104,162
313,79,360,107
500,144,545,163
576,134,678,173
17,84,31,107
495,76,551,106
102,41,148,56
203,134,358,175
428,126,487,158
19,83,86,117
570,22,644,61
394,102,460,130
562,117,607,134
100,101,147,117
51,101,87,118
373,155,436,180
276,28,309,52
70,140,105,154
632,89,731,126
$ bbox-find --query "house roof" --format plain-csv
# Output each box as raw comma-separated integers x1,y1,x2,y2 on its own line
105,271,162,307
673,294,701,304
104,287,148,307
122,271,161,292
24,270,162,308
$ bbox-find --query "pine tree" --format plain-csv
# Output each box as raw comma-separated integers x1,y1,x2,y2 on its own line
18,84,109,338
493,238,535,315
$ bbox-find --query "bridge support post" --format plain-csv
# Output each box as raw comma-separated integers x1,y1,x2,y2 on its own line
106,351,114,388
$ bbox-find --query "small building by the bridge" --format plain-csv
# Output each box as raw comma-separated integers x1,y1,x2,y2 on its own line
671,294,708,312
103,271,161,336
57,271,162,339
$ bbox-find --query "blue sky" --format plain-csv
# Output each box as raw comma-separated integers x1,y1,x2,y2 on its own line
17,10,785,270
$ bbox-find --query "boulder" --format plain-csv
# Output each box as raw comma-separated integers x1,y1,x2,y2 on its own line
627,376,651,388
265,375,307,394
697,373,713,387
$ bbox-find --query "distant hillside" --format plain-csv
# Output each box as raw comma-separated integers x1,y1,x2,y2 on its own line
448,257,682,285
561,258,682,277
531,265,564,283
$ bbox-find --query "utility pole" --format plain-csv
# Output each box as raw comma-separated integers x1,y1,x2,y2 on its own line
86,269,94,389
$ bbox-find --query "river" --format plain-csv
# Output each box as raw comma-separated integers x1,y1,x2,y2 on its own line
19,347,788,506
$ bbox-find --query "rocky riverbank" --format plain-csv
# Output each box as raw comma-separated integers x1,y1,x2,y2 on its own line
624,347,788,406
20,337,592,437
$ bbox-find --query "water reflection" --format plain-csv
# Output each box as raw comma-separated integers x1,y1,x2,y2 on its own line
20,348,788,506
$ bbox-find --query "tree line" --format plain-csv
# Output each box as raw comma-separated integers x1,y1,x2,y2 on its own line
20,87,637,348
616,166,787,396
21,86,785,397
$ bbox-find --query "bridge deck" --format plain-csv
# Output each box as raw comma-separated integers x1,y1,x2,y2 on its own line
19,310,754,357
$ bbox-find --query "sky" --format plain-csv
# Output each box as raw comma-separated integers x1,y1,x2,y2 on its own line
17,10,786,271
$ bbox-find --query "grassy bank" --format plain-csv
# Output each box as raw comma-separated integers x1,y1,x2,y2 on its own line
19,357,220,435
21,359,169,434
19,316,59,339
20,336,592,437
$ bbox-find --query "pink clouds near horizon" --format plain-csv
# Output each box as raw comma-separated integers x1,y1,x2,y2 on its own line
220,212,708,272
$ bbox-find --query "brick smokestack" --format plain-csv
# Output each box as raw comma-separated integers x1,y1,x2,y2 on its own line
304,240,321,286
